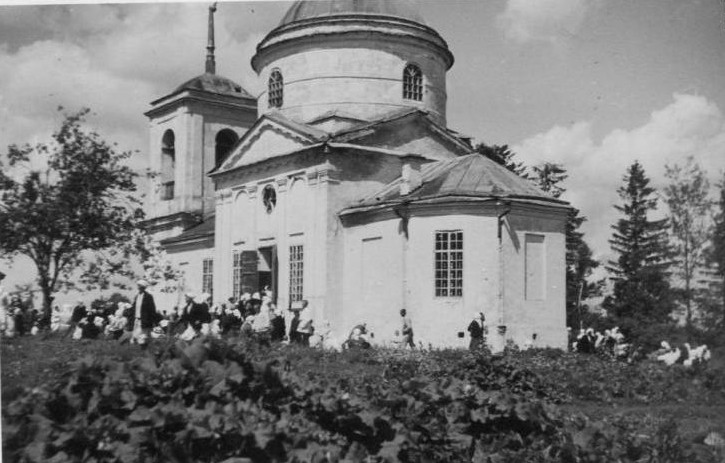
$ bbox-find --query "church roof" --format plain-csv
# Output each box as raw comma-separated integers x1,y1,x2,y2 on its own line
172,73,254,99
161,217,215,246
279,0,425,26
343,154,568,214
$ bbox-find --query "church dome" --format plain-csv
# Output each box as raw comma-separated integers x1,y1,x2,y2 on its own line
279,0,425,27
174,73,254,99
252,0,453,126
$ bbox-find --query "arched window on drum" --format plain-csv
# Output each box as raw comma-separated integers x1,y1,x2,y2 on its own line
268,69,284,108
161,129,175,201
215,129,238,169
403,63,423,101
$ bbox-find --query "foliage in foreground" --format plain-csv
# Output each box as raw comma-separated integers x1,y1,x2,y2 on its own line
3,339,725,463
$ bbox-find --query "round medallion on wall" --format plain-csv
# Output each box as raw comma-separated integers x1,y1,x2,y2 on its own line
262,184,277,214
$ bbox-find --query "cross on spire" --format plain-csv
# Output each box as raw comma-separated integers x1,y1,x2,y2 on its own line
206,2,218,74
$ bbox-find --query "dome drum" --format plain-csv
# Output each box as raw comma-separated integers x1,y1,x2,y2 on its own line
251,1,454,126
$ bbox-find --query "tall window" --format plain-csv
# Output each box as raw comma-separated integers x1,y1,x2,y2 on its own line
202,258,214,300
215,129,238,169
232,251,243,298
268,69,284,108
525,234,546,301
289,245,304,303
403,64,423,101
435,231,463,297
161,130,175,200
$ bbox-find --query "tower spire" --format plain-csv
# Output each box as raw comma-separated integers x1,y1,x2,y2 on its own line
205,2,217,74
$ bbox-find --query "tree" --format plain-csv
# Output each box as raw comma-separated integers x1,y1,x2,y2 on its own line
475,143,528,178
604,161,674,328
0,108,144,322
532,162,601,329
663,157,712,326
705,172,725,327
78,230,183,294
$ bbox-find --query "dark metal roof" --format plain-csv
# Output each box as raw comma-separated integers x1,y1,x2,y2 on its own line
349,154,568,210
280,0,425,26
161,217,215,246
173,73,254,99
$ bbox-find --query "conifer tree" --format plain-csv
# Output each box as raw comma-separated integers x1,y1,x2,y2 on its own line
475,143,528,178
604,161,674,326
533,162,600,328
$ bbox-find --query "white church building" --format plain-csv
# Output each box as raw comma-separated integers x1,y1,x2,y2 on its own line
142,0,569,350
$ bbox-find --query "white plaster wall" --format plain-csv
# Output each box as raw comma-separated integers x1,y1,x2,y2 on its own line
405,214,499,348
341,208,568,350
212,168,324,318
257,41,448,125
146,101,255,223
160,246,215,313
147,109,194,218
501,212,568,350
341,219,404,343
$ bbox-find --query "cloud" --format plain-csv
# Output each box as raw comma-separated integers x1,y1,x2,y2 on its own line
496,0,592,44
513,93,725,269
0,3,266,292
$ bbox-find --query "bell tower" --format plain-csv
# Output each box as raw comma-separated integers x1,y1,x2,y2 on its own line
143,3,258,241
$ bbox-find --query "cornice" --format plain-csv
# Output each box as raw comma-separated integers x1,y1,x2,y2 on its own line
253,18,454,72
145,91,257,119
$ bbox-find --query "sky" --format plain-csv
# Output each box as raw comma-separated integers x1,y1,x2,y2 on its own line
1,0,724,298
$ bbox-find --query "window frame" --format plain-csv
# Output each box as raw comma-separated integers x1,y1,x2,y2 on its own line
289,244,304,304
434,230,463,298
202,257,214,301
403,63,423,101
232,251,243,299
268,69,284,108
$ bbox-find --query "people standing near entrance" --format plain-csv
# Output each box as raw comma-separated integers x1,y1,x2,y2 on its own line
130,280,157,347
399,309,415,349
467,312,488,351
295,300,314,347
270,303,286,342
252,296,272,344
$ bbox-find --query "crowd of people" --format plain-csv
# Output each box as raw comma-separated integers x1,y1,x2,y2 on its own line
1,268,496,353
652,341,712,367
48,280,321,348
570,326,629,358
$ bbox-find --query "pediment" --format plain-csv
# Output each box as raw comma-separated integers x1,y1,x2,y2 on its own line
216,118,319,173
332,112,471,161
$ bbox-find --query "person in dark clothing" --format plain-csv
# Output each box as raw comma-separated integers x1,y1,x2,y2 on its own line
82,308,104,339
467,312,487,351
400,309,415,349
70,301,87,324
10,297,26,336
128,280,157,346
63,300,87,338
270,305,286,342
186,295,210,333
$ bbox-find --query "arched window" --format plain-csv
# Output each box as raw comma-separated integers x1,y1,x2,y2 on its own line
403,64,423,101
161,129,175,201
215,129,238,169
268,69,284,108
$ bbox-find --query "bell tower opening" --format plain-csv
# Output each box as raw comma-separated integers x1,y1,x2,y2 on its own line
160,129,176,201
215,129,238,169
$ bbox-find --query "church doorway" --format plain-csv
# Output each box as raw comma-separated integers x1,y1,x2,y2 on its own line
258,246,278,304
